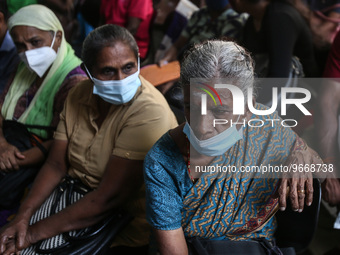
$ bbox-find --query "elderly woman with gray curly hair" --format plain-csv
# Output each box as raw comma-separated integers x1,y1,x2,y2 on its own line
144,40,323,255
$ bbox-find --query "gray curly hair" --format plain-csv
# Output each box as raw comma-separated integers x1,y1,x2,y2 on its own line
180,40,256,101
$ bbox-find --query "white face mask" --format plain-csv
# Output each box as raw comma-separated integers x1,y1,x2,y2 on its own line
183,115,243,156
85,58,141,105
19,31,57,78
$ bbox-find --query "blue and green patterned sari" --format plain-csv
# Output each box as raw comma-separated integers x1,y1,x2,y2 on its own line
145,104,296,241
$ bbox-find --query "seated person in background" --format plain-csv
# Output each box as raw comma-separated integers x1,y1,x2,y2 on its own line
144,40,322,255
38,0,79,42
0,24,178,254
232,0,319,123
0,4,87,171
158,0,248,66
233,0,318,79
295,0,340,70
0,0,19,94
157,0,248,118
100,0,154,60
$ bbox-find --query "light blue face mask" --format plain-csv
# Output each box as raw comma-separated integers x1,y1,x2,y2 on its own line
85,58,141,105
183,116,243,156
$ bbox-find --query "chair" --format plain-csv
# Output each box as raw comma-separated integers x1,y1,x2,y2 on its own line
275,178,321,254
140,61,180,87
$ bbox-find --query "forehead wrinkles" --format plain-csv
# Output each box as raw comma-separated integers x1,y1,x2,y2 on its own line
12,27,50,41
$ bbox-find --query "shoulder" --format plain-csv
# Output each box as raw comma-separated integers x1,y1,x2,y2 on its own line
145,132,177,162
57,66,88,93
64,79,93,103
249,103,296,140
62,66,87,83
144,131,183,183
130,76,177,122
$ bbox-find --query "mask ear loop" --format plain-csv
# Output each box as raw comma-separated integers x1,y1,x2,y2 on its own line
234,114,246,131
83,64,94,82
50,31,57,48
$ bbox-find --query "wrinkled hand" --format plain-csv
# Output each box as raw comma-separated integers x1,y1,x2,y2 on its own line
0,218,30,254
277,140,322,212
278,171,313,213
0,141,25,171
322,177,340,206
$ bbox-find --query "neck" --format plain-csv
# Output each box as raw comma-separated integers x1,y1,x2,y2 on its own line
36,65,52,88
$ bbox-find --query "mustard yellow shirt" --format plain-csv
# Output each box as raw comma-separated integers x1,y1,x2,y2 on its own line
54,76,178,247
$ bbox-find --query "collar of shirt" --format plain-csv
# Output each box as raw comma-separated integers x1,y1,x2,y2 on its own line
0,30,16,52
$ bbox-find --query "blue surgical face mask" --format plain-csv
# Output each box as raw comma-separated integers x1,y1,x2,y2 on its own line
85,58,141,105
183,116,243,156
205,0,229,11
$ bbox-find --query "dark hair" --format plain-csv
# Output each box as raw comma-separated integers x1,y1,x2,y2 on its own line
0,0,8,21
82,24,139,72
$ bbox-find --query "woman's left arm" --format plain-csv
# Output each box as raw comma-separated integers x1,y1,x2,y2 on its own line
24,155,144,247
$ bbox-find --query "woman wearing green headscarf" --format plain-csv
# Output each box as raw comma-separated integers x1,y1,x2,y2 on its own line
0,4,87,171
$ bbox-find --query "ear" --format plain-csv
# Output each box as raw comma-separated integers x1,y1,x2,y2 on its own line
244,97,255,119
0,12,4,24
0,12,6,31
55,30,63,48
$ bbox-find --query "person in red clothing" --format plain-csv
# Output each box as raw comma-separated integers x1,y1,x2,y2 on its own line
324,31,340,78
100,0,153,60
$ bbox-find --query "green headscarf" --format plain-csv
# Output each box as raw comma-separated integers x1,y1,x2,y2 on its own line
2,4,81,139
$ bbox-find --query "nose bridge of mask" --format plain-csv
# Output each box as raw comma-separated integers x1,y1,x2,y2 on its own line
83,64,94,81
